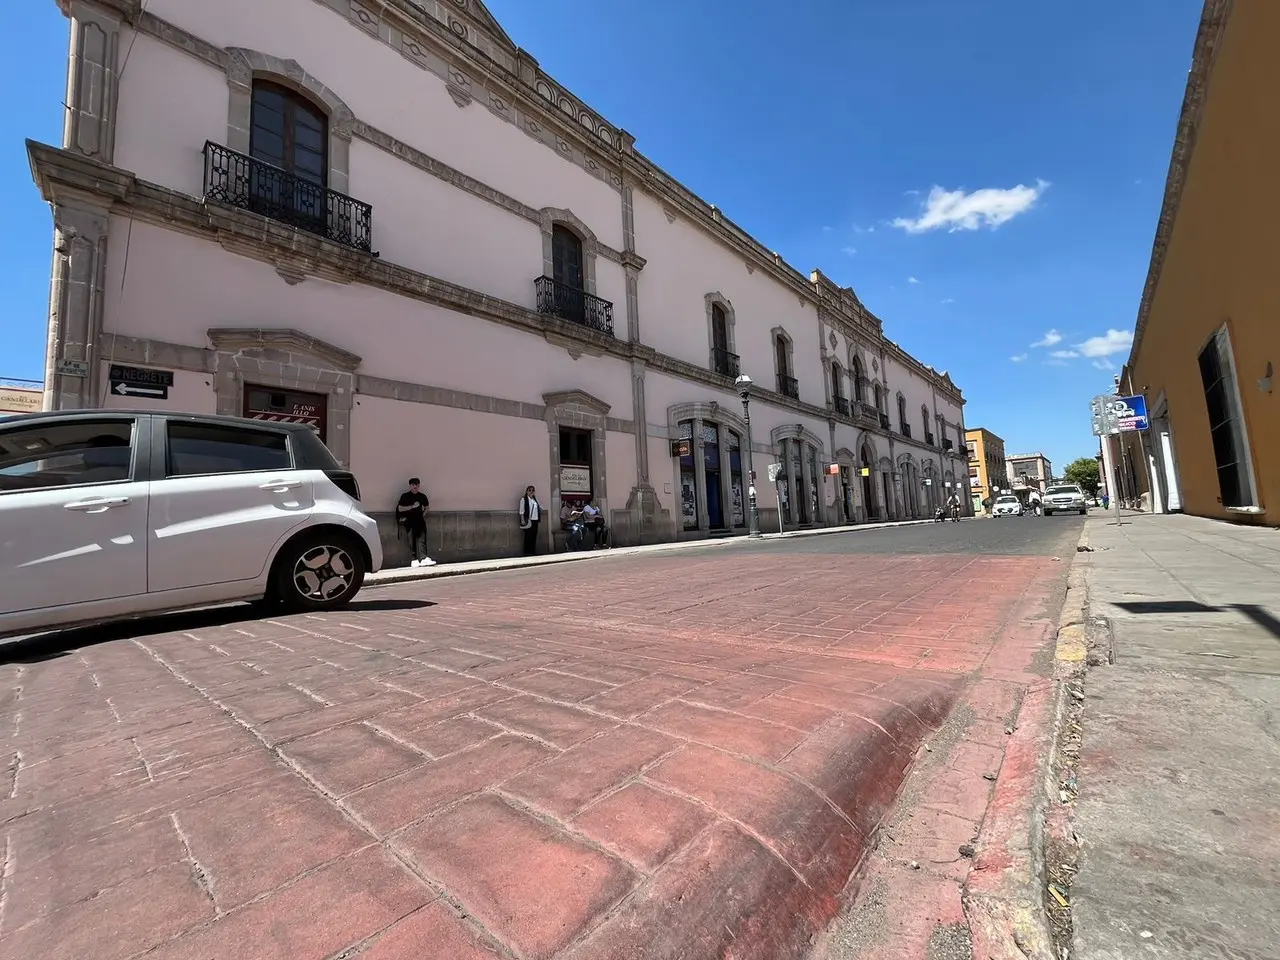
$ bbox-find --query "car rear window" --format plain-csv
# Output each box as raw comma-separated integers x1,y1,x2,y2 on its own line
166,421,292,477
996,496,1019,503
1045,485,1082,495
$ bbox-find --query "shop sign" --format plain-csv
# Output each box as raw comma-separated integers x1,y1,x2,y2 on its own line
0,387,42,414
560,466,591,494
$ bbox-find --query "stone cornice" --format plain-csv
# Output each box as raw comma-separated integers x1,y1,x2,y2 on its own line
1130,0,1232,370
207,327,363,370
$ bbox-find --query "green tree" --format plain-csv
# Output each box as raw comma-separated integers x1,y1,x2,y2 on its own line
1063,457,1101,496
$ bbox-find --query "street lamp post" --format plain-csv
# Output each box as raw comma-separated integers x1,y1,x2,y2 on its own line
735,374,763,538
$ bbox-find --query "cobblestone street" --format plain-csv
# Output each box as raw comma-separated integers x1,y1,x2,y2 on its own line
1,518,1084,960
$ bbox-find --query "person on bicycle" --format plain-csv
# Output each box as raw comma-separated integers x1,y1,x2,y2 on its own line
946,491,961,521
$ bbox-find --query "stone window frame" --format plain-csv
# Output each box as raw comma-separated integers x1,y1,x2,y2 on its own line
704,292,737,369
849,350,868,405
544,389,611,534
539,208,600,295
207,327,361,467
896,391,908,431
225,49,355,197
829,358,846,405
921,404,931,440
872,380,884,414
771,326,795,382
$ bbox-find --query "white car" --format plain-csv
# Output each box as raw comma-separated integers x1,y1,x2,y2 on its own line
992,495,1024,517
1042,483,1089,516
0,410,382,638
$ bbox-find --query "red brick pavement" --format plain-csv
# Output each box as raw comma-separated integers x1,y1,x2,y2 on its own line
0,549,1066,960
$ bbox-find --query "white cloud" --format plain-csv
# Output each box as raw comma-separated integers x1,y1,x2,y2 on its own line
853,224,875,234
1044,359,1069,367
904,189,921,197
892,179,1048,234
822,225,833,232
941,297,955,305
1092,360,1112,371
908,276,920,284
1076,329,1133,358
1031,329,1063,348
1050,349,1079,359
1010,353,1028,363
841,246,858,256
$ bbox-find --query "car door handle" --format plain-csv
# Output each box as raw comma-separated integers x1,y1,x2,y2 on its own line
64,497,131,513
259,479,303,493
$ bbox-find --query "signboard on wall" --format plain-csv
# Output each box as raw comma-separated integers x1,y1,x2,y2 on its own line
560,466,592,494
0,387,42,414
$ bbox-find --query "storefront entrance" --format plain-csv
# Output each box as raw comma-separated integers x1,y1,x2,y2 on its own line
243,386,327,441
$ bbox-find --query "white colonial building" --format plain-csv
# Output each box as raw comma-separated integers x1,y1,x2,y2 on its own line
30,0,969,562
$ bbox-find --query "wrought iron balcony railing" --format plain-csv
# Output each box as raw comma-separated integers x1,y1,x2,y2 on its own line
901,423,913,439
534,276,615,336
879,413,891,430
712,348,740,378
960,445,971,457
202,141,373,253
777,374,799,400
833,396,851,417
943,438,954,451
925,431,935,446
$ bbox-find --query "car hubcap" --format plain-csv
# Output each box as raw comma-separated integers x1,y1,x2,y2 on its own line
292,544,356,601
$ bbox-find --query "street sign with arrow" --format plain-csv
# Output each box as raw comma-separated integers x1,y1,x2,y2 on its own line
108,364,172,401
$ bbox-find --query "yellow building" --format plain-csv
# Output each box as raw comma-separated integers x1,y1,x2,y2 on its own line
966,427,1007,513
1120,0,1278,525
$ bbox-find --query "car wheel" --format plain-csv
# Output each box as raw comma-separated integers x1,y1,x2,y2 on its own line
1079,508,1087,515
1044,510,1053,517
273,530,367,612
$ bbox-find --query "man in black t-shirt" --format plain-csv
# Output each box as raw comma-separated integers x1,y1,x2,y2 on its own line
397,478,436,567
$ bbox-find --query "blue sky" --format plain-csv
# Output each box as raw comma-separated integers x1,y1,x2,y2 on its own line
2,0,1201,471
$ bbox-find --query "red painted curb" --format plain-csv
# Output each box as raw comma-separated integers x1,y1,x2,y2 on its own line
560,683,965,960
965,678,1061,960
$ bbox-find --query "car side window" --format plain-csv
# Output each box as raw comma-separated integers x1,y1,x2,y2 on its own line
166,422,292,477
0,420,135,493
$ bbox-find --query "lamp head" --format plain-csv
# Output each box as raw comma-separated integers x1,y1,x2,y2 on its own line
734,374,753,400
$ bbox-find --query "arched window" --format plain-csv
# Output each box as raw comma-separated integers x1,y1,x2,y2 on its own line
551,224,585,291
775,335,790,377
922,405,931,441
852,357,866,404
251,80,327,187
873,383,883,413
897,394,907,428
830,361,844,401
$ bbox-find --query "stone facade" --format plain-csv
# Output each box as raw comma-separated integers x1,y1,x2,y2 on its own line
28,0,970,564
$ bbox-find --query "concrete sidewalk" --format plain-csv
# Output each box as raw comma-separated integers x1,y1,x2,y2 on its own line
366,517,949,586
1070,514,1280,959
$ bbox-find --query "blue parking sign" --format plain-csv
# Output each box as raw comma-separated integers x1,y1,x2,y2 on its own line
1113,394,1149,432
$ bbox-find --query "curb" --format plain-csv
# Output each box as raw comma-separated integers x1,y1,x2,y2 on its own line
364,517,950,588
964,525,1092,960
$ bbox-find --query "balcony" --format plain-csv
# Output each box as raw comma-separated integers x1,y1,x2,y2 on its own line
879,412,890,430
925,431,935,446
901,423,913,439
943,438,954,451
202,141,373,253
833,396,851,417
777,374,800,400
712,347,740,378
960,445,971,458
534,276,615,337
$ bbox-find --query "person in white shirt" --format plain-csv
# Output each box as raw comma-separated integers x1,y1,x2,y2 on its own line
518,485,542,555
582,499,607,548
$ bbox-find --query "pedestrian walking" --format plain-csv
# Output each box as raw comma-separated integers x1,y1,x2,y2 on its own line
397,477,436,567
518,485,542,555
